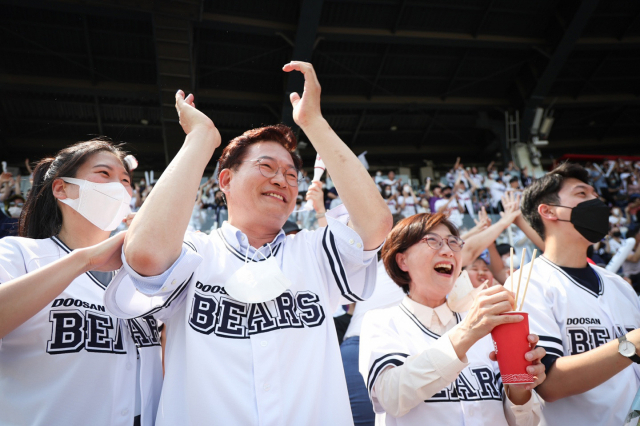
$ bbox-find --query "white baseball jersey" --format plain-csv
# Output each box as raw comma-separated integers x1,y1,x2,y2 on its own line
0,236,162,426
104,212,378,425
521,256,640,426
360,301,512,426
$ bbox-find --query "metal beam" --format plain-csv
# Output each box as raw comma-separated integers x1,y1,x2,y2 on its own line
350,110,367,145
573,52,609,99
281,0,324,128
520,0,600,141
473,0,497,38
441,49,469,100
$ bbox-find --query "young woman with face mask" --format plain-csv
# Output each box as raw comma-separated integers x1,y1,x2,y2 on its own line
0,140,162,426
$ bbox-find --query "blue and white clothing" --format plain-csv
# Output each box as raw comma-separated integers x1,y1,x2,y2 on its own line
105,207,378,426
360,297,540,426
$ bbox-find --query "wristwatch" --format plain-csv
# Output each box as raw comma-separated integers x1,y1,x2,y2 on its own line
618,334,640,364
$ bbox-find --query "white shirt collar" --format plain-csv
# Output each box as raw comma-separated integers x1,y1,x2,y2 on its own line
219,221,286,255
401,296,454,329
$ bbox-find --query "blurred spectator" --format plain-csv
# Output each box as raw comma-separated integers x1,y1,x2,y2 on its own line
434,185,464,228
397,184,418,218
381,170,399,193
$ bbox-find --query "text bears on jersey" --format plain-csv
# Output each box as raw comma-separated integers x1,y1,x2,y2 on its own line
189,289,325,337
430,366,502,402
47,309,160,355
566,324,634,355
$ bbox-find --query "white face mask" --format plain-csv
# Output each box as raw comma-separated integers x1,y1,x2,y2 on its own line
58,177,131,231
447,270,485,312
225,245,293,304
8,206,22,218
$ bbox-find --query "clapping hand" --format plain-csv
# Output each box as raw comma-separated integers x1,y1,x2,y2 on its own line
283,61,323,129
500,192,522,224
175,90,221,149
473,206,492,231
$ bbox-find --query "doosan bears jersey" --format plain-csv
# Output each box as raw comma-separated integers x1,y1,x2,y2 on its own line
521,256,640,426
104,212,378,426
360,301,514,426
0,236,162,426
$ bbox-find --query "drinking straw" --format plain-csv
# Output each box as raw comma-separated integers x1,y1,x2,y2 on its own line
510,247,515,309
518,249,538,311
514,248,527,312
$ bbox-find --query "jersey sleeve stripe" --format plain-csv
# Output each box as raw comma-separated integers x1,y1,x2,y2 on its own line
539,346,564,358
367,353,409,395
328,231,365,302
183,241,197,252
321,227,363,303
538,335,563,346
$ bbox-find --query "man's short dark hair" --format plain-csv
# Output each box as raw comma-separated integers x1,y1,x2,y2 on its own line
217,124,302,180
521,162,590,240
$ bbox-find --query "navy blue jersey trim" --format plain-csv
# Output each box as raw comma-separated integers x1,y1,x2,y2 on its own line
137,273,193,318
216,229,281,263
367,353,409,394
51,236,107,290
183,241,197,253
399,303,441,340
538,335,563,346
321,227,364,303
539,346,564,357
540,256,603,297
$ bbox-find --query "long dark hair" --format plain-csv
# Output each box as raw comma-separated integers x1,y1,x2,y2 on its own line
19,139,131,239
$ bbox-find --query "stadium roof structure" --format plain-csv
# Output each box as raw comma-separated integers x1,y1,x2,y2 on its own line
1,0,640,172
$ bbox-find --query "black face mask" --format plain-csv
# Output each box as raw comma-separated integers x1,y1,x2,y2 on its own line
549,198,610,243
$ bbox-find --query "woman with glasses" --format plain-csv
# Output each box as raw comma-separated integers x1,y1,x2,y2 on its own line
359,213,546,426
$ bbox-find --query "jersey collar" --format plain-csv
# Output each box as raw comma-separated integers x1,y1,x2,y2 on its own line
400,296,460,338
217,222,285,262
539,255,604,297
50,235,111,290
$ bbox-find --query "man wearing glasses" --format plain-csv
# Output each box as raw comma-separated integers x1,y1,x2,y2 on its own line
104,61,392,425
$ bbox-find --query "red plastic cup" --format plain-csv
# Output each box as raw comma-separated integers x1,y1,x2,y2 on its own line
490,311,534,384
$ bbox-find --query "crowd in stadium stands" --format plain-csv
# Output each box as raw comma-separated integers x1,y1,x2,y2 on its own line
1,62,639,425
2,155,639,292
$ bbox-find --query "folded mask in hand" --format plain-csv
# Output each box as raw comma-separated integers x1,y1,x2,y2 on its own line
225,246,293,304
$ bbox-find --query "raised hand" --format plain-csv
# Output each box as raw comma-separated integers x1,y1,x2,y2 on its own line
473,206,492,231
500,191,522,224
305,181,326,214
175,90,221,148
282,61,323,129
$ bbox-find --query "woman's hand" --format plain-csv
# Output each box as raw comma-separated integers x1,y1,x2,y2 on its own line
448,286,522,360
79,232,126,272
283,61,324,129
492,334,547,403
305,181,326,214
175,90,221,149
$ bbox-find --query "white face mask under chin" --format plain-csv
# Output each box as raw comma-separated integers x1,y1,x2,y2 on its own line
225,244,293,304
58,177,132,231
447,270,484,312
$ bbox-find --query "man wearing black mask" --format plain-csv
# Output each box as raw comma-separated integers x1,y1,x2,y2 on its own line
519,163,640,426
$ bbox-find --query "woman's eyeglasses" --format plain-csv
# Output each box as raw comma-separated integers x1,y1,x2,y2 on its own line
419,233,464,252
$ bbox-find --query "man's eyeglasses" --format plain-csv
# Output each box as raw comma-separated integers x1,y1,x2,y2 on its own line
419,233,464,252
243,158,301,187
